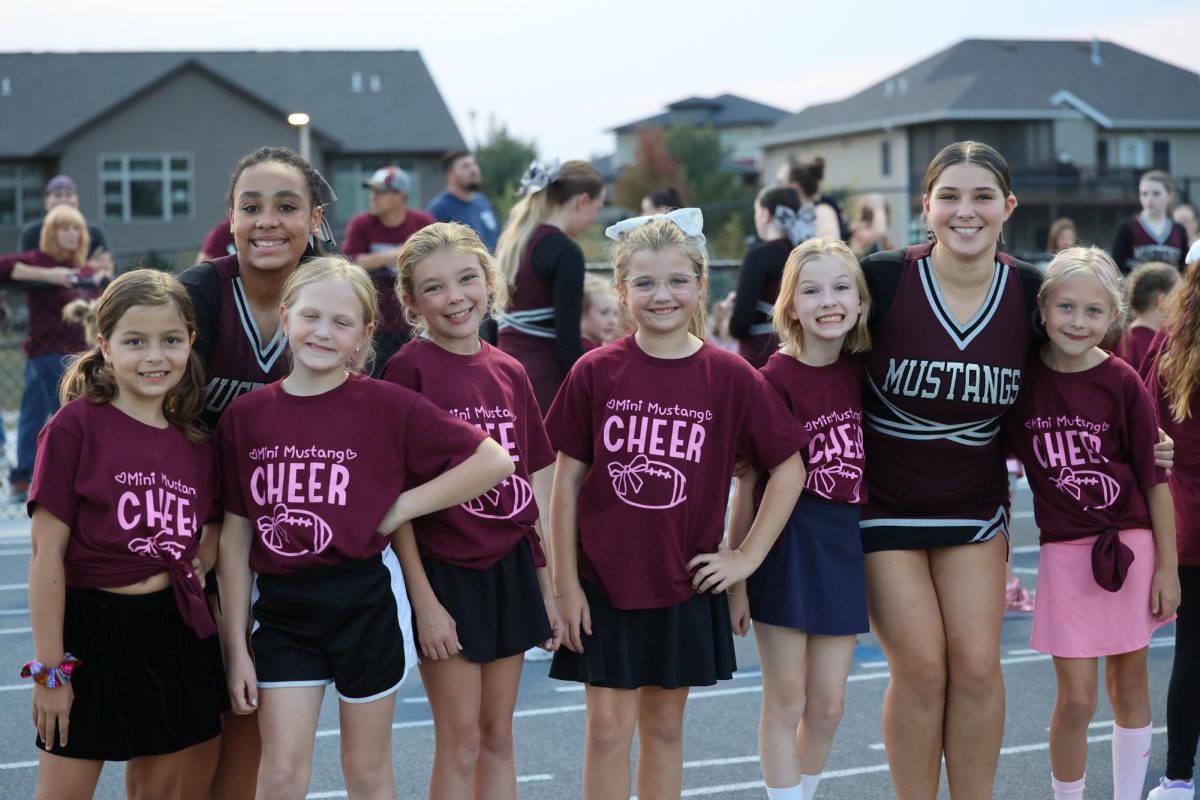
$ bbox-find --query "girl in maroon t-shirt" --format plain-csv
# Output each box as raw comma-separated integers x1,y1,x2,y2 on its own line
383,222,563,797
1142,240,1200,800
546,211,807,800
731,237,871,800
1114,261,1178,372
25,270,226,797
217,257,513,800
1004,248,1179,800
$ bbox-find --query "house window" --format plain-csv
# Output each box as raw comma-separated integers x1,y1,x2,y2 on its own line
1152,140,1170,172
1116,137,1147,169
880,141,892,177
0,163,48,227
99,154,193,222
1096,140,1108,174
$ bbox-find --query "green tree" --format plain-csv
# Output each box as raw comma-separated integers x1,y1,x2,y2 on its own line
474,123,538,224
614,128,685,211
665,125,754,254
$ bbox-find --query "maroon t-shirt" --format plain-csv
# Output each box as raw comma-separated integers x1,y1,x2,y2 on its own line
341,210,435,340
1004,353,1164,544
761,351,866,505
218,374,487,575
862,244,1032,523
29,399,218,637
1115,326,1155,373
1143,332,1200,567
545,335,806,609
0,250,97,358
381,339,554,569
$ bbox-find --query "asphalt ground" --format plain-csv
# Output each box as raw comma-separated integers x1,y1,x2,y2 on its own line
0,484,1180,799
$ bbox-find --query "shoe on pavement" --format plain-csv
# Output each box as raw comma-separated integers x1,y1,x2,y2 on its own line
1148,777,1196,799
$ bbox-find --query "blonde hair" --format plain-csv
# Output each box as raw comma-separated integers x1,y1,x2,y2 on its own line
610,218,708,339
39,205,89,268
279,256,379,373
1157,255,1200,423
60,270,206,441
395,222,508,338
494,160,603,290
1038,247,1124,321
771,237,871,356
582,273,615,314
62,298,99,343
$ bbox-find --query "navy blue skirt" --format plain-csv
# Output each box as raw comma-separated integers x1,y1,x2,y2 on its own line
747,494,868,636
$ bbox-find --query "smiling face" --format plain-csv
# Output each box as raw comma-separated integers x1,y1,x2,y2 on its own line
405,249,491,354
789,255,863,347
1039,273,1119,365
581,290,619,344
100,303,194,406
231,161,322,273
282,280,374,377
924,163,1017,262
618,247,703,337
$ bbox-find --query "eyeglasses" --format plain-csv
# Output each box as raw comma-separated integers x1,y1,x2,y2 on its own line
623,273,700,296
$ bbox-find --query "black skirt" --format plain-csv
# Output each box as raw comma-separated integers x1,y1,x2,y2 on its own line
419,538,552,663
37,586,227,760
549,581,736,689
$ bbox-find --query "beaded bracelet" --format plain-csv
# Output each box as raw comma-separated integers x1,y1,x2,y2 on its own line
20,654,80,688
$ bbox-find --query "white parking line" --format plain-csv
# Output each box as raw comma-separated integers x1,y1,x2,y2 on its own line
0,761,39,771
1012,567,1039,575
0,608,29,616
0,582,27,591
1012,545,1040,554
0,683,31,692
0,627,31,635
304,774,552,797
0,549,31,557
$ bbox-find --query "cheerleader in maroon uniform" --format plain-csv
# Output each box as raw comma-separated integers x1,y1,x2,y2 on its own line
382,222,563,798
546,210,806,800
1114,261,1178,372
495,159,604,412
730,185,802,368
1003,247,1178,800
731,237,871,800
217,257,513,799
26,271,225,799
1110,170,1190,275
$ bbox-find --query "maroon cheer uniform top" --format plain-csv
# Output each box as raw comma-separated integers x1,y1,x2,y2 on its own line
180,254,291,431
381,339,555,569
497,225,586,412
0,250,99,357
761,351,866,505
859,244,1042,551
1114,325,1156,373
29,400,218,636
1110,215,1189,275
218,374,487,576
1144,332,1200,568
731,238,790,369
545,335,806,610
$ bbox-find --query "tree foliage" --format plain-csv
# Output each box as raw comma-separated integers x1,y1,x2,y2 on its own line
474,123,538,224
614,128,685,211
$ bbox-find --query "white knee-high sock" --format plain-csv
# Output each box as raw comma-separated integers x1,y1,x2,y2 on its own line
1051,773,1085,800
800,772,822,799
765,784,804,800
1112,722,1153,799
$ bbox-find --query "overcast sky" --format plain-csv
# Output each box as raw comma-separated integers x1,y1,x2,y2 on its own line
5,0,1199,160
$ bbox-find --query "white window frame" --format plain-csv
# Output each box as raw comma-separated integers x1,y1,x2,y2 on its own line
1115,137,1147,169
98,153,194,223
0,163,47,227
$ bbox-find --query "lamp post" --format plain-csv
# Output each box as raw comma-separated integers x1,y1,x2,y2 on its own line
287,113,311,162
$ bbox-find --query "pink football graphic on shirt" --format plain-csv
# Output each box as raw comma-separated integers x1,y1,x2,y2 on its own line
257,503,334,557
462,474,534,520
608,454,687,510
806,458,863,502
1051,467,1121,511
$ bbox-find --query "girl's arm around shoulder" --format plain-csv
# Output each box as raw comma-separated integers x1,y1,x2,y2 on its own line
550,453,590,653
216,512,258,715
1146,483,1180,621
689,451,806,594
28,507,74,750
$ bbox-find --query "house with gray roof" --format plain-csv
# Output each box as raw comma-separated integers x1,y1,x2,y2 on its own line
612,94,790,172
756,39,1200,253
0,50,465,262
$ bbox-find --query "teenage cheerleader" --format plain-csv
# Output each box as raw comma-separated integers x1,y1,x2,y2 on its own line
1110,170,1190,274
217,257,514,799
1003,247,1178,800
729,186,802,368
1144,240,1200,800
495,159,604,412
1115,262,1179,372
25,270,225,799
729,237,871,800
546,209,806,800
381,222,564,798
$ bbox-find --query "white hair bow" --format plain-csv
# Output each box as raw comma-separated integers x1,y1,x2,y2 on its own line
772,205,815,245
518,159,562,196
604,207,706,246
1188,238,1200,265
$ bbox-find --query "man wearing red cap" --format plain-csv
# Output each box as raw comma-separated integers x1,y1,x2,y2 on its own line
340,166,435,371
20,175,114,272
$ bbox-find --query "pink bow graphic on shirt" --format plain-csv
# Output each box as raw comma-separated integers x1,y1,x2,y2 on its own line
128,529,187,560
607,454,687,510
608,455,650,496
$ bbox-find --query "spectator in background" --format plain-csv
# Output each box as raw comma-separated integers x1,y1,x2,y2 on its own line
730,186,802,368
641,187,684,215
1111,170,1189,274
194,216,236,264
777,158,849,241
21,175,114,274
580,273,619,348
428,151,500,252
341,166,435,373
1,205,108,501
1174,203,1198,247
848,193,894,258
1046,217,1078,254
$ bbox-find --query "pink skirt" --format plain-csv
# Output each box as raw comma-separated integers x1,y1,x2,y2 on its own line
1030,528,1172,658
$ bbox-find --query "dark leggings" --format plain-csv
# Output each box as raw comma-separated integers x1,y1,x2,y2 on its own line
1167,565,1200,780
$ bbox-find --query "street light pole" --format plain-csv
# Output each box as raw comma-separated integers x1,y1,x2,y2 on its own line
287,113,311,162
